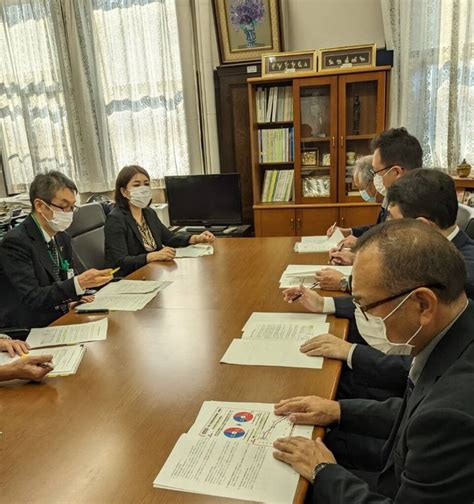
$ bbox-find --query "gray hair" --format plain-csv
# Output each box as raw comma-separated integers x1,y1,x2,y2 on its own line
29,171,77,206
354,219,466,303
353,155,374,187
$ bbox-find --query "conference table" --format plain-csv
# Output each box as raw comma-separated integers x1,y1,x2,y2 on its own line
0,237,348,504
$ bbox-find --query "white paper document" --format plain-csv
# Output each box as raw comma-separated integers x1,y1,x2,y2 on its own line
99,280,170,295
221,339,323,369
154,401,311,503
26,318,107,348
0,345,86,377
175,245,214,258
279,264,352,288
242,311,328,330
242,321,329,341
294,228,345,253
75,281,172,312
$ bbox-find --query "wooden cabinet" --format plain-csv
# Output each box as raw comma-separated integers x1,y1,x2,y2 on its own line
248,67,389,237
254,204,380,237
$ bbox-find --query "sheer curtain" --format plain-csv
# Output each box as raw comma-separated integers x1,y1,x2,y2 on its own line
90,0,190,181
382,0,474,170
0,0,191,193
0,0,76,193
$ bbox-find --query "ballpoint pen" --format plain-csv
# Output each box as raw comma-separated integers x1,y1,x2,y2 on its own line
291,282,320,302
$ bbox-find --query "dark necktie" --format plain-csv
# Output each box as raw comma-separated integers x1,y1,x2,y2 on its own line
48,240,68,314
48,240,60,281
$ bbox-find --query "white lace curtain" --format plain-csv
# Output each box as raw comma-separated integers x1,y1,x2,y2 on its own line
382,0,474,170
0,0,190,194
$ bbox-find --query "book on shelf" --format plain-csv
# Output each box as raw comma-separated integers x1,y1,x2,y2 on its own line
258,127,294,163
261,170,294,202
256,86,293,123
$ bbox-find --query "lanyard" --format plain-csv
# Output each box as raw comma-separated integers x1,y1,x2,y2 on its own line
31,213,70,272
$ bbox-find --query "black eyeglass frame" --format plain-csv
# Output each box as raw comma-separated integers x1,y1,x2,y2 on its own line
42,199,78,213
353,283,446,321
369,163,397,177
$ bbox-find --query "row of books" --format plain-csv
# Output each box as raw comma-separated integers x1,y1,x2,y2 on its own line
256,86,293,123
258,128,294,163
261,170,294,202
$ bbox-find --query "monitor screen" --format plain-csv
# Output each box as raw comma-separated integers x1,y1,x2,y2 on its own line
165,174,242,226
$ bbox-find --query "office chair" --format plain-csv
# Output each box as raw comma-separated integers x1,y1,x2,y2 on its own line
67,203,107,272
457,204,474,239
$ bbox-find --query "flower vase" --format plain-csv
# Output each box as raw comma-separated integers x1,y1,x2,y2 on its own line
241,22,257,48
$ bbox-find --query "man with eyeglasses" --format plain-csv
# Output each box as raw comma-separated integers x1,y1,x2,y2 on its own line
0,171,114,331
273,219,474,503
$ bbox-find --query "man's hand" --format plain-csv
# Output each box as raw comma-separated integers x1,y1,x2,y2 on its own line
77,268,114,289
2,355,54,381
329,249,355,266
300,334,352,361
274,395,341,426
69,294,95,311
337,235,358,249
190,231,215,244
273,437,336,482
148,247,176,262
283,285,324,313
315,268,344,291
0,339,30,357
327,226,352,238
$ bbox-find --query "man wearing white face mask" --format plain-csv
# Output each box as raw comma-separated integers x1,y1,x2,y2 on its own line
273,219,474,503
105,165,215,276
0,171,115,330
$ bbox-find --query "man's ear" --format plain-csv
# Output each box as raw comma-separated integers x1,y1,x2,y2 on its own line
393,165,404,178
415,216,434,227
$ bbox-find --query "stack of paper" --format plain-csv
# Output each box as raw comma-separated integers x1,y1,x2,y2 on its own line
76,280,172,312
279,264,352,288
294,228,345,253
154,401,312,503
220,312,329,369
175,245,214,258
0,345,86,377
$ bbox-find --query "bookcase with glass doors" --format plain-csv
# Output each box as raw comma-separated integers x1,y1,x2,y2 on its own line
248,66,390,237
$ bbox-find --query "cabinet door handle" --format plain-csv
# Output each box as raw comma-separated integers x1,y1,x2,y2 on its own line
341,216,345,226
331,136,335,148
340,136,344,147
296,218,301,230
290,218,294,230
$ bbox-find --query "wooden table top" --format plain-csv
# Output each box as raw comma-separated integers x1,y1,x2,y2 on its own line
0,237,348,504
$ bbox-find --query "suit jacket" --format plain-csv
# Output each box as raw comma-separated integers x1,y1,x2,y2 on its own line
336,228,474,400
351,206,387,238
314,302,474,503
0,214,79,329
104,206,191,276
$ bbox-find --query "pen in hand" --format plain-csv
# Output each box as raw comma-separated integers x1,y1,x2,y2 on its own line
291,282,319,302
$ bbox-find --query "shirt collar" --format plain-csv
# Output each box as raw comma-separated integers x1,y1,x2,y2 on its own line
409,300,469,384
446,225,460,242
32,213,53,243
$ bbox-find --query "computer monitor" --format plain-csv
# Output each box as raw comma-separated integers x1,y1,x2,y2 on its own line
165,173,242,226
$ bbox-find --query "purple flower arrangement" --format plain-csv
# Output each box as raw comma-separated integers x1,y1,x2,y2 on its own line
230,0,265,48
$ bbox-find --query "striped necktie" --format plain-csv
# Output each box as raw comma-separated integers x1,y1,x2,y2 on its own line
48,240,60,281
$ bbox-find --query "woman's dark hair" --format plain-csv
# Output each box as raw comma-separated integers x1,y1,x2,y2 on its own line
114,165,150,209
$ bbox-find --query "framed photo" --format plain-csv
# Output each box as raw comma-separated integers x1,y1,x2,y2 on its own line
302,149,319,166
212,0,282,65
262,50,317,77
318,44,376,72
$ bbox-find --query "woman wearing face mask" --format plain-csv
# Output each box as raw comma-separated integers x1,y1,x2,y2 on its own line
104,165,214,276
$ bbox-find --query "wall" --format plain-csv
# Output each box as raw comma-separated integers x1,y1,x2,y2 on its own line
283,0,386,51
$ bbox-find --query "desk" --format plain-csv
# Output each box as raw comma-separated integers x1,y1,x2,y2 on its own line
0,237,348,504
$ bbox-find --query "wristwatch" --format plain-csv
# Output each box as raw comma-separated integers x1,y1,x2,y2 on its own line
339,275,349,292
311,462,331,484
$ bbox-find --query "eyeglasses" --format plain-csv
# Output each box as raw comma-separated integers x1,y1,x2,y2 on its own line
43,200,78,213
352,283,446,321
369,164,397,177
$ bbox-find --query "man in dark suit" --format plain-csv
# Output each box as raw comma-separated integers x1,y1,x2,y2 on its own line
273,219,474,503
320,127,423,290
0,171,114,330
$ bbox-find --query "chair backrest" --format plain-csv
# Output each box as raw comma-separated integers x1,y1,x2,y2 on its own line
67,203,106,272
457,203,474,239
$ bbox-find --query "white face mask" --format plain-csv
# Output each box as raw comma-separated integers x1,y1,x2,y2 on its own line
359,189,376,202
373,166,396,197
41,202,74,233
128,185,152,208
355,291,422,356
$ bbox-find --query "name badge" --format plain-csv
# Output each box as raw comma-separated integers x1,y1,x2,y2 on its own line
67,268,75,280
